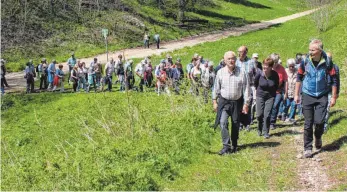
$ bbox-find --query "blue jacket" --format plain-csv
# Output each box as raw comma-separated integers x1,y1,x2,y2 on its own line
297,52,337,97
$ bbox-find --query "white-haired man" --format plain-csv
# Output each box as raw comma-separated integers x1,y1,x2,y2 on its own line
213,51,251,155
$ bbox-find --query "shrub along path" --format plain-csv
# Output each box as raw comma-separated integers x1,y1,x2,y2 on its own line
5,8,317,92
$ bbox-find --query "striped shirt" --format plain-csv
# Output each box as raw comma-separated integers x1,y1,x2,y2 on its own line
212,66,251,105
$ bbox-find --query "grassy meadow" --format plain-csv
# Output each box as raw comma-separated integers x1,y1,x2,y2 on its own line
1,0,347,190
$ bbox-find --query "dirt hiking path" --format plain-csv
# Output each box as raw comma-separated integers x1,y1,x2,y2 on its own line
293,125,335,190
5,9,317,92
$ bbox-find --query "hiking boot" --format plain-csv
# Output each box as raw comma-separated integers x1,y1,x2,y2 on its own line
270,124,276,130
304,150,313,158
218,147,231,155
315,137,322,150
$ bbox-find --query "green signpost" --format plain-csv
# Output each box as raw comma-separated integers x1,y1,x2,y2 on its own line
102,28,109,61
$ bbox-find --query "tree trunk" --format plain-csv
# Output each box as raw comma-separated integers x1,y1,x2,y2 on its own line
178,0,188,23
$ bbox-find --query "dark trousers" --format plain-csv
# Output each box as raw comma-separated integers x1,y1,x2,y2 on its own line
26,76,35,93
302,93,328,150
72,78,78,92
145,75,153,87
270,93,283,125
156,40,160,49
125,74,134,90
219,97,243,148
40,74,48,89
1,77,5,88
2,77,9,87
105,76,113,91
139,78,145,92
256,97,275,135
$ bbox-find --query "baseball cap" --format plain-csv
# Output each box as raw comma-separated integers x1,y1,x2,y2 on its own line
252,53,259,58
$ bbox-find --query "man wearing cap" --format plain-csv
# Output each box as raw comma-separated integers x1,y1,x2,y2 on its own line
25,59,36,93
38,58,48,90
67,52,77,84
47,60,56,90
166,54,173,65
252,53,262,70
135,60,146,92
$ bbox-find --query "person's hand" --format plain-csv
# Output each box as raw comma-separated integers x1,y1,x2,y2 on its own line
213,102,218,112
330,97,337,107
242,104,249,114
294,95,300,104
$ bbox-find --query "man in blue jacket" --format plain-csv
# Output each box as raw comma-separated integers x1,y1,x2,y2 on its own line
295,39,338,158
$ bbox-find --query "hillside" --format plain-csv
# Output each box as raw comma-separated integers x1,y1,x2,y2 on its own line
1,0,305,71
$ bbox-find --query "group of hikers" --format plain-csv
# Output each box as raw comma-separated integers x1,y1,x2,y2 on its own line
1,39,340,158
212,39,340,158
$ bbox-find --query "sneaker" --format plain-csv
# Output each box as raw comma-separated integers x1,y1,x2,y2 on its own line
270,124,275,130
304,150,313,158
264,134,270,139
230,146,237,153
245,125,250,132
218,147,231,155
239,125,244,131
281,115,286,122
257,130,262,136
315,137,322,150
285,118,291,123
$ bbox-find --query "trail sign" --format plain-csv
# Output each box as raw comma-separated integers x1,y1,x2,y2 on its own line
102,28,108,39
102,28,109,61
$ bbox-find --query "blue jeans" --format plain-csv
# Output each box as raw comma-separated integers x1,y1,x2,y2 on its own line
270,93,283,125
283,98,297,120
